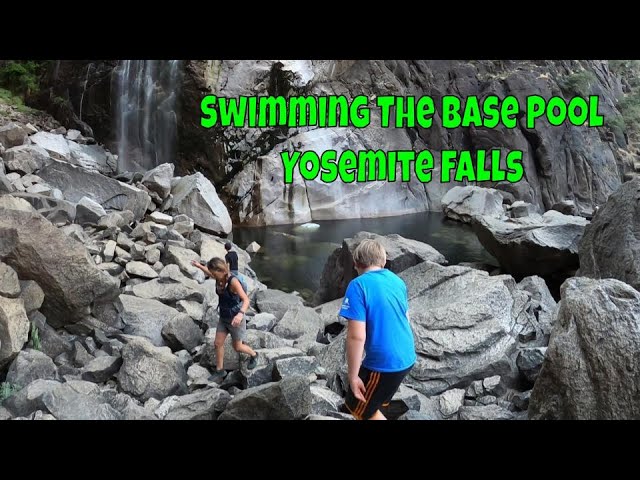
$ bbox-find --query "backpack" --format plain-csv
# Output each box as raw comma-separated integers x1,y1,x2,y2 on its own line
234,273,249,295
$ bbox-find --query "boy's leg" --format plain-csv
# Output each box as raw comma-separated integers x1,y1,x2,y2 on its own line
345,365,414,420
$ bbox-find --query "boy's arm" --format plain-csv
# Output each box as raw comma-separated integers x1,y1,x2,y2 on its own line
347,320,367,402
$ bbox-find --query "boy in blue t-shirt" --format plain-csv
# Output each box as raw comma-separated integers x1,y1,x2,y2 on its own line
340,239,417,420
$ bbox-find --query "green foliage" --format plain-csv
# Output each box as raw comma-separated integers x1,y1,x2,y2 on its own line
0,61,45,98
609,60,640,89
617,90,640,133
0,382,20,402
0,87,33,113
30,322,41,351
559,70,597,97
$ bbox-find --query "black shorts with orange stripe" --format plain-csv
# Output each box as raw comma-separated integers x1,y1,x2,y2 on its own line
344,365,413,420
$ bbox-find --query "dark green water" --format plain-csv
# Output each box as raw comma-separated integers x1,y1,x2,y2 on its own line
230,212,496,300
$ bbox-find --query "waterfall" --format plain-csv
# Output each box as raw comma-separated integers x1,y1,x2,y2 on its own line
79,63,93,122
114,60,182,172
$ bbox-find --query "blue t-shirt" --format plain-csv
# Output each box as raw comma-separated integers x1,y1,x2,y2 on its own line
340,269,417,372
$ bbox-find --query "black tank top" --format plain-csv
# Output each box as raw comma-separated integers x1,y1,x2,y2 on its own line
217,274,242,320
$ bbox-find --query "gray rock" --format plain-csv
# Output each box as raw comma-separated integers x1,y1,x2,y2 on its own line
516,347,547,385
81,356,123,383
168,172,232,234
399,262,525,396
97,262,124,276
142,163,174,200
0,296,30,368
117,336,188,402
4,145,50,175
145,248,161,265
176,300,205,322
476,395,498,406
149,211,173,225
244,329,293,350
441,186,505,223
131,279,204,304
161,313,204,352
471,210,588,277
465,380,485,399
316,330,348,396
398,410,434,420
274,356,318,381
19,280,44,314
385,384,431,419
0,262,21,298
246,241,261,253
438,388,466,418
316,231,447,304
116,295,182,347
240,347,305,388
458,405,515,420
509,201,540,218
72,341,94,368
37,158,151,221
530,277,640,419
6,349,58,387
171,216,194,236
158,264,201,289
3,379,61,417
26,183,52,195
102,391,157,420
0,202,120,327
551,199,578,216
29,132,71,161
60,224,87,243
517,275,557,338
98,211,134,229
29,312,73,359
310,385,343,416
76,196,107,224
255,289,304,321
0,122,28,148
42,383,121,420
248,312,276,331
125,261,159,279
67,141,115,175
164,245,203,281
479,376,504,398
0,173,15,193
219,376,312,420
187,364,211,387
578,179,640,292
273,306,324,342
164,387,231,420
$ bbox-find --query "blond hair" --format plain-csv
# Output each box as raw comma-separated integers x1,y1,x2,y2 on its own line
352,239,386,268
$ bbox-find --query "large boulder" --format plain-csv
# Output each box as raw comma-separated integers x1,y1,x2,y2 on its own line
29,132,71,161
441,186,506,223
117,336,188,402
5,349,59,387
3,145,50,175
42,382,122,420
472,210,588,278
37,159,151,221
577,179,640,292
529,277,640,419
142,163,174,200
116,295,183,347
399,261,536,396
218,376,312,420
0,296,30,368
163,388,231,420
272,306,324,343
315,231,447,304
130,279,204,304
0,122,27,148
2,379,61,418
161,313,204,352
0,262,21,298
167,172,232,234
67,141,117,175
255,289,304,321
0,204,120,326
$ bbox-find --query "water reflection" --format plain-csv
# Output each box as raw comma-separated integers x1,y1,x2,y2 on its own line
231,212,496,299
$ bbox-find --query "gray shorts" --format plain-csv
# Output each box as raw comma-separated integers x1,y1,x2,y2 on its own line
217,317,246,342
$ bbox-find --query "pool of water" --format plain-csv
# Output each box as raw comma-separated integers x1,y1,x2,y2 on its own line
230,212,497,300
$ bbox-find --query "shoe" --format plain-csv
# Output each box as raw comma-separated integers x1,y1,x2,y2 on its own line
247,353,259,370
208,369,227,383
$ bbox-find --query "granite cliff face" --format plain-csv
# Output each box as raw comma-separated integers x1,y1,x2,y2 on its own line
38,60,632,225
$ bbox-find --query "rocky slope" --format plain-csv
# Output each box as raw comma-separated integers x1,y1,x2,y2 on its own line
36,60,633,225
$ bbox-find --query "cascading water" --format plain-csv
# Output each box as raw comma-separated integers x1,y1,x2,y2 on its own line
114,60,182,172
